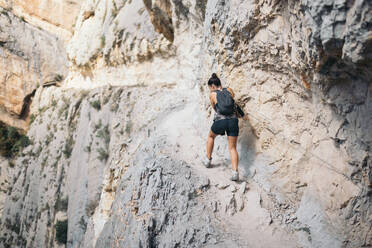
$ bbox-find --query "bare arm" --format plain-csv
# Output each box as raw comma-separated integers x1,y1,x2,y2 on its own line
209,92,217,111
227,87,235,98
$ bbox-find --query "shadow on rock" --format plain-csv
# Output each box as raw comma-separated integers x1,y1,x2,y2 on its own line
237,119,257,179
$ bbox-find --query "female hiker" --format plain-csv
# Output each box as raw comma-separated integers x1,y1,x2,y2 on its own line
203,73,247,181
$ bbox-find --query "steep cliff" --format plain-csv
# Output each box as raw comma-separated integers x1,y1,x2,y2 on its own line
0,0,371,247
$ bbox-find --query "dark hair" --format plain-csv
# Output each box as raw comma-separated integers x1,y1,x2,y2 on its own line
208,73,221,87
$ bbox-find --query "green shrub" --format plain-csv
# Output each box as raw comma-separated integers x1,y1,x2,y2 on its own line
94,120,102,131
96,125,110,145
63,137,74,158
97,147,109,162
110,89,122,112
0,122,31,158
11,135,31,154
38,106,48,114
29,114,36,124
55,220,68,244
90,100,101,111
45,133,53,146
58,97,70,119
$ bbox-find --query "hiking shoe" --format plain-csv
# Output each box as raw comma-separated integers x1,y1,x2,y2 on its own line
202,157,212,168
231,170,239,181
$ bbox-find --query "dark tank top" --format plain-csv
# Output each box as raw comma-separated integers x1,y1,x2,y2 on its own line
213,89,237,121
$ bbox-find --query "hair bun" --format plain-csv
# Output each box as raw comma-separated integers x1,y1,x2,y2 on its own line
211,73,217,78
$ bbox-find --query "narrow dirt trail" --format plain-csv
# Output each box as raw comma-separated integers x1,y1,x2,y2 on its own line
155,95,301,248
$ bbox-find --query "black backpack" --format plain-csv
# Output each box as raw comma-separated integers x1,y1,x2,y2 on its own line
216,88,235,115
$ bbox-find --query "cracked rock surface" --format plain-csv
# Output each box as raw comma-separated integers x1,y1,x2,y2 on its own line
0,0,371,247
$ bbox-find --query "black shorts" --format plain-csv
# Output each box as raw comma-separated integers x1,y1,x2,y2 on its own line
211,118,239,136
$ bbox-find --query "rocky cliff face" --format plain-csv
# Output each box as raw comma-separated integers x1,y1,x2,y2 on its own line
0,0,84,40
0,0,371,248
0,0,83,130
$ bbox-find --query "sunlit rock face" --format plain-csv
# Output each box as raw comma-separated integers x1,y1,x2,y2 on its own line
0,0,371,248
66,0,207,89
0,7,69,130
198,1,371,246
0,0,83,130
0,0,84,40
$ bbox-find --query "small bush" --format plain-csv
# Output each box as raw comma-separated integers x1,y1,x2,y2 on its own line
29,114,36,124
96,125,110,145
0,122,31,158
110,89,122,112
11,135,31,155
63,137,74,158
90,100,101,111
38,106,48,114
58,97,70,119
97,147,109,162
94,120,102,131
5,216,20,234
78,216,87,232
45,133,53,146
55,220,68,244
51,99,57,108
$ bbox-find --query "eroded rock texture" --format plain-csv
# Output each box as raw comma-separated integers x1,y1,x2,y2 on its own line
0,0,371,248
0,0,84,40
199,1,371,246
0,7,69,130
0,86,246,247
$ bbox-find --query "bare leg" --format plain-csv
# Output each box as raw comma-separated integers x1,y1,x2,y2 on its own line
206,130,218,159
227,136,238,171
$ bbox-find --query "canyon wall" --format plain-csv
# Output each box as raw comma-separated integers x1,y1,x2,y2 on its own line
0,0,83,130
0,0,371,247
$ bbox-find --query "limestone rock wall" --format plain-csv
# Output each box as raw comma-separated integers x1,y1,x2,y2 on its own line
198,0,371,246
0,7,69,130
66,0,206,88
0,85,246,247
0,0,371,248
0,0,84,41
